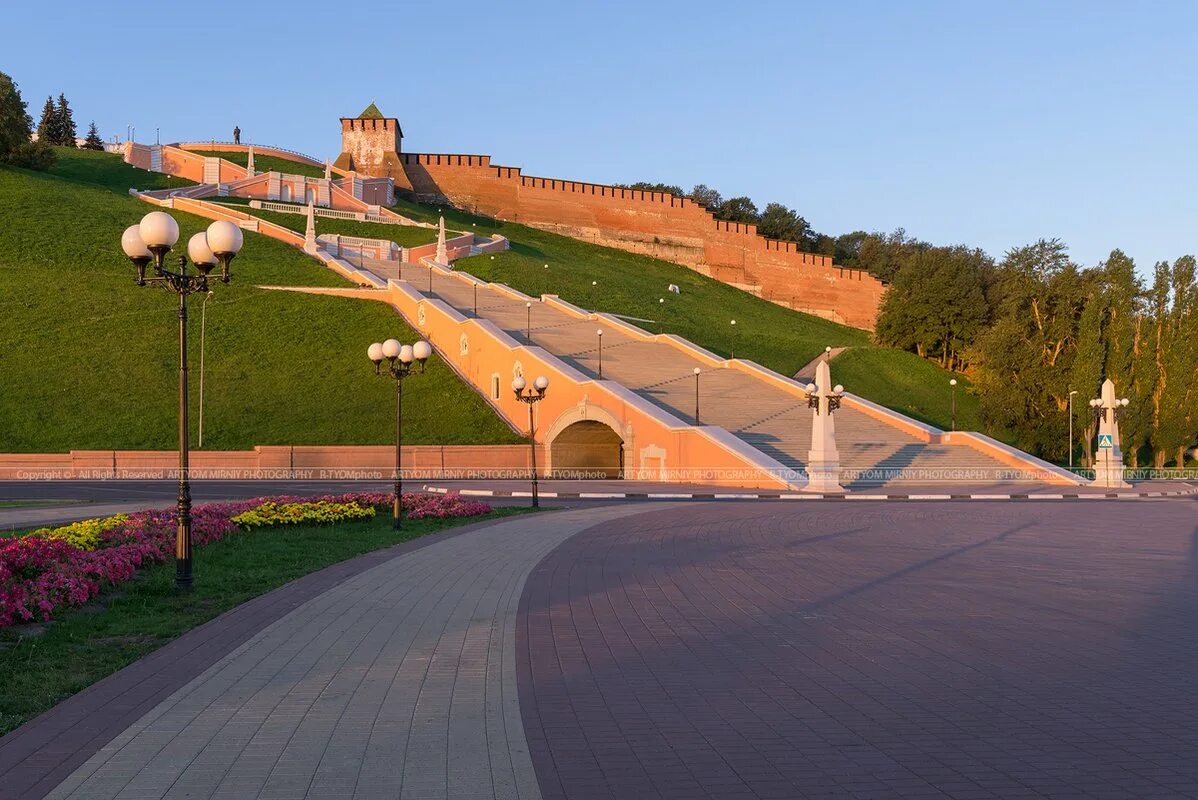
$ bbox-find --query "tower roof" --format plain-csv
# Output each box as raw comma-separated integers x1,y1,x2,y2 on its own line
356,102,385,119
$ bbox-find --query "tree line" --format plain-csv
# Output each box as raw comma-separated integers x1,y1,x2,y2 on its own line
0,71,105,171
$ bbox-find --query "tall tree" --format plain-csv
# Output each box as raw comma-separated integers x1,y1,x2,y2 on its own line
1156,256,1198,467
56,93,76,145
82,120,104,151
1098,250,1147,464
971,240,1090,460
0,71,33,159
36,95,58,145
689,184,722,210
714,196,758,224
1070,291,1106,467
757,202,812,244
875,245,993,370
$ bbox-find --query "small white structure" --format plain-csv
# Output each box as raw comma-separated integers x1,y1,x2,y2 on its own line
324,159,331,181
668,284,681,294
435,215,448,265
1090,378,1131,488
303,202,318,255
804,359,846,493
245,145,255,177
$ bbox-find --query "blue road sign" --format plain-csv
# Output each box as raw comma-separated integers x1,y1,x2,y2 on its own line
1098,433,1114,449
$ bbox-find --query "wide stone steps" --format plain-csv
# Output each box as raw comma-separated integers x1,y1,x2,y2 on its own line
391,264,1019,486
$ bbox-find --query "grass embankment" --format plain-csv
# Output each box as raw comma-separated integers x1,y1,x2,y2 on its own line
0,508,528,734
186,148,326,179
212,199,442,248
390,198,989,436
0,149,520,451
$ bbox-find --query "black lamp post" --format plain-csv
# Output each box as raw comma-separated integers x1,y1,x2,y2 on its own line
693,367,701,424
949,378,958,432
526,301,532,341
597,329,604,379
368,338,431,529
513,374,549,507
730,319,737,359
121,211,244,591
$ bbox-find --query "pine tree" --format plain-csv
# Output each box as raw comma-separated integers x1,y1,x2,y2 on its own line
56,94,76,146
0,71,33,159
36,95,58,144
82,120,104,150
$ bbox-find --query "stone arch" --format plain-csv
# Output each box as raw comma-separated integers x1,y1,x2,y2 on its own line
544,403,628,479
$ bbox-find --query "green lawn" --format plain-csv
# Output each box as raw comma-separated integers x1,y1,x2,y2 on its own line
45,146,194,193
213,201,443,248
186,148,326,179
391,197,1002,438
0,507,530,735
0,151,520,451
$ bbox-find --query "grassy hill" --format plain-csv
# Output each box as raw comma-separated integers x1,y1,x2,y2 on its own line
0,149,519,452
385,197,990,435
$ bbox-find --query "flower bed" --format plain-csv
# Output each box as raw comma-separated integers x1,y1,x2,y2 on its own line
232,500,376,529
1,492,490,628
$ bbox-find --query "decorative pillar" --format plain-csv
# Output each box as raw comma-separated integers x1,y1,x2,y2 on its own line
245,145,255,176
324,158,331,180
1090,378,1131,488
804,359,846,493
303,202,318,255
435,215,448,265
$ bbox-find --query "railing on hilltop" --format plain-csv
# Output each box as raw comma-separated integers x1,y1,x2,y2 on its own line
174,141,325,167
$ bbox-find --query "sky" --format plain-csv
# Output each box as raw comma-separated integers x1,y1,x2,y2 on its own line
6,0,1196,273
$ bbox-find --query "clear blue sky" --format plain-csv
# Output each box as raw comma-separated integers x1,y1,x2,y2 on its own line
7,0,1196,272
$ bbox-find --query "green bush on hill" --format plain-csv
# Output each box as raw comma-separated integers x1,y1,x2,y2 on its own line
0,150,519,451
211,200,442,248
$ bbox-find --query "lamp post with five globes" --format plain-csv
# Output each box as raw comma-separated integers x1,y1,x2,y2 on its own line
121,211,245,591
368,338,432,529
513,375,549,507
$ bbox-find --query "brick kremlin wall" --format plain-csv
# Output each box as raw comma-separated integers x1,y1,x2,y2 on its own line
389,153,885,329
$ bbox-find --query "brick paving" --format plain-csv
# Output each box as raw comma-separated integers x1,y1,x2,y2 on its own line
518,499,1198,799
29,505,661,800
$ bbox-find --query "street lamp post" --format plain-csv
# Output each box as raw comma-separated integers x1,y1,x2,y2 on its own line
525,301,532,341
368,338,431,529
597,329,604,379
949,378,958,432
121,212,244,591
513,375,549,507
693,367,701,424
428,262,434,293
473,283,478,317
198,290,214,449
730,319,737,359
1068,389,1078,469
658,298,665,334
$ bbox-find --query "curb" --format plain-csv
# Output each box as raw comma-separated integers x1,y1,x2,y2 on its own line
423,484,1198,502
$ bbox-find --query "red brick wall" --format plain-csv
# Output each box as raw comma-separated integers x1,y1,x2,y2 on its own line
390,154,884,329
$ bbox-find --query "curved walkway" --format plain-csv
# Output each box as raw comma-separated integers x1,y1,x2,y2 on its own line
519,500,1198,799
35,504,668,800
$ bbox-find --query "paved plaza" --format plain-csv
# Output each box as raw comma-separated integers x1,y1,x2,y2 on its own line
3,498,1197,799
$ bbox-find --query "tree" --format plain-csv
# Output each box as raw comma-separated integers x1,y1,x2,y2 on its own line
82,121,104,151
875,245,993,371
0,71,33,160
1071,290,1105,468
757,202,812,244
971,240,1090,460
1155,256,1198,467
36,95,59,145
714,196,758,224
56,93,76,145
835,229,929,283
619,181,683,196
689,184,721,210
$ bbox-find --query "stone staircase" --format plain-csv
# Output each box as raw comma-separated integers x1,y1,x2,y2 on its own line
382,261,1051,488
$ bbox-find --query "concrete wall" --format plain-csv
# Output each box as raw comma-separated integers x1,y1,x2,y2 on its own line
0,445,538,480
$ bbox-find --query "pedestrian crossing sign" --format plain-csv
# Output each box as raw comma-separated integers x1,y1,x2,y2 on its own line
1098,434,1114,449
